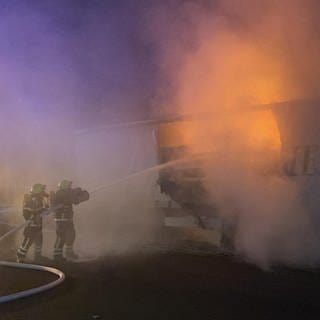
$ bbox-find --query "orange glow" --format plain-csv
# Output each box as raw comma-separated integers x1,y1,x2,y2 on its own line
172,31,287,159
235,110,282,152
157,121,198,148
175,31,301,117
158,121,212,153
158,109,281,158
247,110,281,151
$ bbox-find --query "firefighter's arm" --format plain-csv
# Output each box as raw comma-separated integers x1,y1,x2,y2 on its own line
71,188,89,205
22,194,33,220
23,208,32,220
23,207,43,220
43,197,50,209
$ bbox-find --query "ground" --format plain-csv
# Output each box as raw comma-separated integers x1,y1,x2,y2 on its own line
0,251,320,320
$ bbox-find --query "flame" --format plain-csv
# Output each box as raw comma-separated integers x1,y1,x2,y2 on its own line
234,110,281,152
171,31,289,157
157,120,212,154
158,107,281,159
247,110,281,151
175,31,300,113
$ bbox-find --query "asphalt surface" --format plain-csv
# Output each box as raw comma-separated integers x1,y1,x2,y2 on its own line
0,266,57,297
0,251,320,320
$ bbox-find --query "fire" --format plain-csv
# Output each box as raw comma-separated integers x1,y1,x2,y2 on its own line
158,109,281,159
248,110,281,151
175,31,299,115
171,31,289,156
157,120,213,154
235,110,282,152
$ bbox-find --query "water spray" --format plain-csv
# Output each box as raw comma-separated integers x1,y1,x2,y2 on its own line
0,154,203,304
89,156,199,194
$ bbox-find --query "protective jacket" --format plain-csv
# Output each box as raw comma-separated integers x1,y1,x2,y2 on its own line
23,192,49,227
16,192,48,262
53,188,82,260
54,189,76,222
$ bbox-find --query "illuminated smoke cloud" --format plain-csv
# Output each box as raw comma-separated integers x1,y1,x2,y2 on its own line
148,0,320,267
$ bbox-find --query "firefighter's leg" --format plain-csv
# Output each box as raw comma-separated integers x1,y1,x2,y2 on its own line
53,223,66,260
65,223,78,260
16,227,34,263
34,229,43,260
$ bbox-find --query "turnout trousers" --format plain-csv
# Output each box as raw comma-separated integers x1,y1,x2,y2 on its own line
17,226,43,262
54,221,76,259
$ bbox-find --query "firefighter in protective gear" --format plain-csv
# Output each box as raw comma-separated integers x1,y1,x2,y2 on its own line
53,180,89,261
16,183,49,263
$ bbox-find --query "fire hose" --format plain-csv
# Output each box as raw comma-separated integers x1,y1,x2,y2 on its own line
0,205,65,304
0,156,203,304
0,261,65,304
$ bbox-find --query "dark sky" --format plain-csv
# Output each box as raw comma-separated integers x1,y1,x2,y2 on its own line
0,0,223,127
0,0,160,125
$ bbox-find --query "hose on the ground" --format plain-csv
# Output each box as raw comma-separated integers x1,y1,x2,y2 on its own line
0,155,205,304
0,261,65,304
0,205,65,304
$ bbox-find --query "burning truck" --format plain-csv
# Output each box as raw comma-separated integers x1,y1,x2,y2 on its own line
74,98,320,255
153,99,320,251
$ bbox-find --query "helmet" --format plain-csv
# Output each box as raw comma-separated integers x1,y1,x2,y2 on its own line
31,183,46,194
58,180,72,190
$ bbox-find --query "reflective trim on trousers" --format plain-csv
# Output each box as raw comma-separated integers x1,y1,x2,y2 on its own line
17,248,27,256
18,247,27,253
53,253,63,258
54,238,64,249
21,238,32,252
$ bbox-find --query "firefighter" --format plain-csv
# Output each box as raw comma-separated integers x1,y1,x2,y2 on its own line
16,183,49,263
53,180,89,261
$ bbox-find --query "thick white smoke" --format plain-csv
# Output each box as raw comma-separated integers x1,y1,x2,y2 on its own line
3,0,320,267
0,1,159,259
147,0,320,267
73,125,161,257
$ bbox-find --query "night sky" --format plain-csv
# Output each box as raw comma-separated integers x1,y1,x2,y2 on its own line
0,0,164,126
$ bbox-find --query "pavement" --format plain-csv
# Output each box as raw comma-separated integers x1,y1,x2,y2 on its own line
0,251,320,320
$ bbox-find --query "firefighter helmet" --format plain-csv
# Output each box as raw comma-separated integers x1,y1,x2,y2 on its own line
31,183,46,194
58,180,72,190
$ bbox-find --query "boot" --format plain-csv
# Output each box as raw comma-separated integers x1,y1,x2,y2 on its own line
16,252,25,263
65,245,79,260
66,250,79,260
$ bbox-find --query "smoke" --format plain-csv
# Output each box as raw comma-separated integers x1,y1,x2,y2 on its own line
73,125,161,257
0,1,160,258
148,0,320,267
2,0,320,266
149,0,320,109
0,0,149,161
